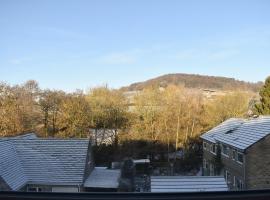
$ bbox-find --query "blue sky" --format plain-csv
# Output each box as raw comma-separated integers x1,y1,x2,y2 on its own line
0,0,270,92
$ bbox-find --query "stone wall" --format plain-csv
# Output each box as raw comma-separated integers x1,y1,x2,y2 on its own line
245,134,270,189
83,141,95,183
0,176,11,191
202,140,245,190
221,148,244,190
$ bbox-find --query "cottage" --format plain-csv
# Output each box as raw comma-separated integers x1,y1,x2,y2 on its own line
200,116,270,190
0,134,93,192
0,133,96,192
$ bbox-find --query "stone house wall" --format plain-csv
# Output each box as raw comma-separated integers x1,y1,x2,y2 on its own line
220,146,245,190
245,134,270,189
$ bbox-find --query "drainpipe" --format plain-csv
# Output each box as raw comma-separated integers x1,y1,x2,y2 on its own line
243,151,246,190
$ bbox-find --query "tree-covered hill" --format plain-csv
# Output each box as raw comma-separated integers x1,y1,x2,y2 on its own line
121,73,263,92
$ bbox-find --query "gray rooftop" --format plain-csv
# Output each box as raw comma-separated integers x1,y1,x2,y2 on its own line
0,140,27,190
0,134,90,191
13,133,38,139
200,116,270,150
84,167,120,189
151,176,228,192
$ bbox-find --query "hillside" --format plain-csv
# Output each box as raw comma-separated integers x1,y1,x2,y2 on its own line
121,73,263,92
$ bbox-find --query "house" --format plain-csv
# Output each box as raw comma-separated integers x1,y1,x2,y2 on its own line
200,116,270,190
1,133,119,192
151,176,228,192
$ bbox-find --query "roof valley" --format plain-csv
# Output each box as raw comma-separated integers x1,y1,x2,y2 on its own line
200,116,270,150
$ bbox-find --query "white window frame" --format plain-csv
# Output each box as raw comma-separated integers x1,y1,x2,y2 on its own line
235,177,244,190
27,186,42,192
239,180,244,190
225,170,231,184
203,141,207,150
210,144,217,155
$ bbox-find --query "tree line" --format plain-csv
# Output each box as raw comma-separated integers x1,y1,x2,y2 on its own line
0,80,128,141
0,79,260,151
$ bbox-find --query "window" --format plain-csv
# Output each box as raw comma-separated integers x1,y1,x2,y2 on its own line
237,152,244,164
203,142,207,150
222,144,229,157
205,160,209,169
203,159,206,169
232,149,236,160
27,187,42,192
210,144,217,155
225,170,231,184
234,177,244,190
210,163,215,175
28,188,37,192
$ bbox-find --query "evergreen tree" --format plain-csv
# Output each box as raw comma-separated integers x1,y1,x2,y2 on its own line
255,77,270,115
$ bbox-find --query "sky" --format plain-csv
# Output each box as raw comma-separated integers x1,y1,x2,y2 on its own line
0,0,270,92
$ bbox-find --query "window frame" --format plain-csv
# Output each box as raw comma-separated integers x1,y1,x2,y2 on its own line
210,163,215,175
210,144,217,155
205,160,209,169
221,144,229,157
235,177,244,190
225,170,231,184
232,149,236,160
27,186,42,192
203,141,207,150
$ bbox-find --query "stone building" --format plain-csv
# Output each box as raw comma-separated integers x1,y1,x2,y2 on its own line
0,133,120,192
200,116,270,190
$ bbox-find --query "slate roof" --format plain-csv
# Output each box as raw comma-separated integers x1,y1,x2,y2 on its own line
13,133,38,139
0,140,27,190
151,176,228,192
200,116,270,150
84,167,120,189
0,134,90,191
